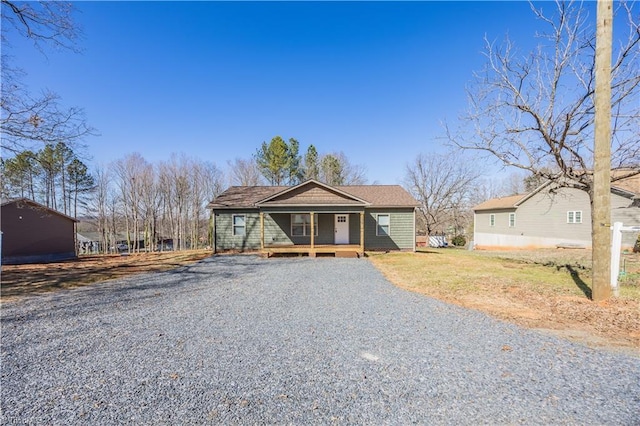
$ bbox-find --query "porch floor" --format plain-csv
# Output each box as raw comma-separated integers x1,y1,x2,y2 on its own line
262,244,363,258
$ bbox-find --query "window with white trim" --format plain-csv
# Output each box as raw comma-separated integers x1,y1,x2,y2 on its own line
509,213,516,227
377,214,390,236
232,214,245,236
567,210,582,224
489,214,495,227
291,214,318,236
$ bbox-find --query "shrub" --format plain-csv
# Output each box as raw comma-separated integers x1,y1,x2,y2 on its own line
451,235,466,247
634,235,640,253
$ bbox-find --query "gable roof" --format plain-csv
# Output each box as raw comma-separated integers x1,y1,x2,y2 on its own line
208,180,418,209
474,172,640,212
257,180,370,206
473,194,526,212
612,171,640,195
1,198,79,222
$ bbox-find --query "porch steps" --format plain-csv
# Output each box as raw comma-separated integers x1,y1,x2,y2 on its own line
335,251,359,258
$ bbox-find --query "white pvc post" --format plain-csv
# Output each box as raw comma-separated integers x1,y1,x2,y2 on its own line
610,222,623,297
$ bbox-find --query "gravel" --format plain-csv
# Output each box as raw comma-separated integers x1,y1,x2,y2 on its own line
2,255,639,425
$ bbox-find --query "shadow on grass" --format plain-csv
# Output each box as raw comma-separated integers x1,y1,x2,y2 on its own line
565,265,592,300
414,249,442,255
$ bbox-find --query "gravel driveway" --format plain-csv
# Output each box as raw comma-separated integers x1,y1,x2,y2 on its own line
2,255,639,425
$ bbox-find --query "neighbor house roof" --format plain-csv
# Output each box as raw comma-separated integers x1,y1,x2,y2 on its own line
208,180,419,209
473,194,526,212
612,171,640,195
474,170,640,212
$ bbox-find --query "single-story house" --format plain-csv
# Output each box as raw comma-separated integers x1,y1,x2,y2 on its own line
473,179,640,250
1,198,78,264
207,179,419,257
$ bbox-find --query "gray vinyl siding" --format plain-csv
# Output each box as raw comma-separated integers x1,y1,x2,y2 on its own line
364,208,415,250
516,188,592,242
214,208,416,251
475,209,517,235
214,210,262,251
474,187,639,248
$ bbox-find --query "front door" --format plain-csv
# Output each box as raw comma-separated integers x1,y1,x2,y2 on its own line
335,214,349,244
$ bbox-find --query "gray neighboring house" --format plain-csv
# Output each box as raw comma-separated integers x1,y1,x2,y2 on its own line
207,179,419,257
1,198,78,264
473,178,640,250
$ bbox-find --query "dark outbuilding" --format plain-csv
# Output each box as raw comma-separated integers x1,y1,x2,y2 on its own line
1,198,78,265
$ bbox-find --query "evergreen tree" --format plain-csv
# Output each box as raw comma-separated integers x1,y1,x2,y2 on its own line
304,144,319,181
67,158,95,218
320,154,344,186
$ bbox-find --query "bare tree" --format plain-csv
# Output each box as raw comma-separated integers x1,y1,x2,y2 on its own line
446,0,639,300
1,1,94,153
112,153,149,253
405,152,481,238
228,157,262,186
446,1,639,192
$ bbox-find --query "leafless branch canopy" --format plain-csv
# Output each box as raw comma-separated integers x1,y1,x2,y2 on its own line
1,0,80,52
447,0,640,193
404,152,481,236
1,1,93,153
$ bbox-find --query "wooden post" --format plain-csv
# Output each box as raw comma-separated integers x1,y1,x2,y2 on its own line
592,0,612,301
310,212,315,253
260,212,265,251
360,211,365,256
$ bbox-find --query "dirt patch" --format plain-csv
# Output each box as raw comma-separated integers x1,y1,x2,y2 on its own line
1,250,212,302
369,249,640,356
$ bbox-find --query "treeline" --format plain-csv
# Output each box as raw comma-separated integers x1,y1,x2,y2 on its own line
91,153,224,253
1,142,94,218
2,136,367,254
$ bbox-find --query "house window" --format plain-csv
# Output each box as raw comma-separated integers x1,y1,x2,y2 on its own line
489,214,495,227
232,214,245,236
377,214,390,236
567,211,582,224
291,214,318,236
509,213,516,227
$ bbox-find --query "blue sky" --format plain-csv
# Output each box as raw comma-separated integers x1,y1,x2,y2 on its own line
7,1,589,185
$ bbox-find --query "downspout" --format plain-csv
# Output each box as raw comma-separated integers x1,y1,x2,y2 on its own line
413,207,416,252
214,209,218,254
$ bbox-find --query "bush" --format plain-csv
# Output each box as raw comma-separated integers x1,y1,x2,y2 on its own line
634,235,640,253
451,235,466,247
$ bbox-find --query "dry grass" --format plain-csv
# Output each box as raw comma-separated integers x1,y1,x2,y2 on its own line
369,248,640,355
1,250,212,302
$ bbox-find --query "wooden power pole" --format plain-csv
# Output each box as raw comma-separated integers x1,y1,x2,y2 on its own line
592,0,613,302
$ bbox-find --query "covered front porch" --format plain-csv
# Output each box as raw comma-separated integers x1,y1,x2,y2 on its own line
259,211,365,258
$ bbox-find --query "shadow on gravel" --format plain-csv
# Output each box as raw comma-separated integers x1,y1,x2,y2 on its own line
566,265,592,299
1,256,265,323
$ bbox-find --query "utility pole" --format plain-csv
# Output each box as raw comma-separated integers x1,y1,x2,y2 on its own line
592,0,613,302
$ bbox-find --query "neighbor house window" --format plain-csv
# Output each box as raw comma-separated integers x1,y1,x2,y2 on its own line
567,211,582,224
377,214,390,236
489,214,495,227
509,213,516,227
232,214,245,236
291,214,318,236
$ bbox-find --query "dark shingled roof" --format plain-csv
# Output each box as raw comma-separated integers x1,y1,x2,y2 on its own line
208,182,418,209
